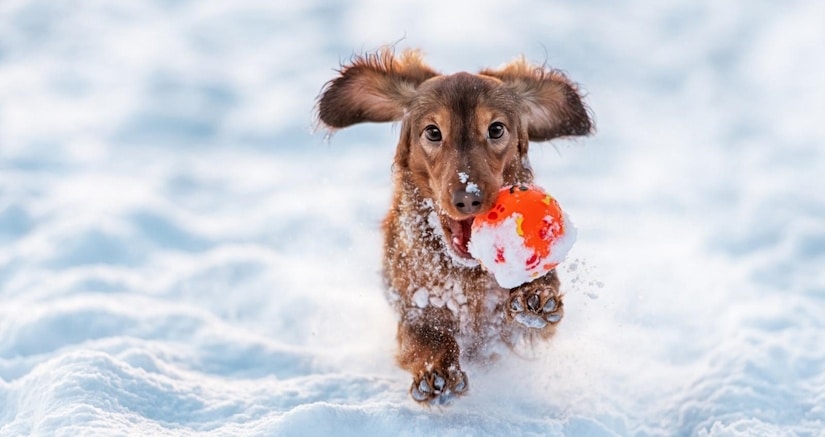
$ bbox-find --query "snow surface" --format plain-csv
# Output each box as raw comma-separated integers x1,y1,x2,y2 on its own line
1,0,824,435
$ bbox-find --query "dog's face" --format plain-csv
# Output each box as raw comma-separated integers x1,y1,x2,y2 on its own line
317,49,592,261
406,73,519,215
402,73,524,260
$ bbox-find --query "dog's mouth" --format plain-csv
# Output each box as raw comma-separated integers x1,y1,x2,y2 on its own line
442,215,475,259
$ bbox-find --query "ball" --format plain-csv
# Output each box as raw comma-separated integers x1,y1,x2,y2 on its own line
467,184,576,288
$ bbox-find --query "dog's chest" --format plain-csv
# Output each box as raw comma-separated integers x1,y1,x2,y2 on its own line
387,193,509,338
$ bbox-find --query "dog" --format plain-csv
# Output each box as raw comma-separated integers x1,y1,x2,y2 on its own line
316,48,592,404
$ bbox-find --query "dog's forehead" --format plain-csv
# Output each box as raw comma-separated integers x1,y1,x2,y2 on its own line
417,72,500,100
411,72,516,117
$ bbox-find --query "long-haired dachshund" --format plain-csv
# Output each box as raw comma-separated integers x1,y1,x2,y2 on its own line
317,48,592,404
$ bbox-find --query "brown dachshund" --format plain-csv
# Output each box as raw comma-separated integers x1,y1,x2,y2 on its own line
317,48,593,404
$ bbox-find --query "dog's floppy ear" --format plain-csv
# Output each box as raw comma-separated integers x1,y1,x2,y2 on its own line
481,58,593,142
317,48,439,129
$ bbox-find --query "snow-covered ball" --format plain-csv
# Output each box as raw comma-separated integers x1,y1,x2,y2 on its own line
467,185,577,288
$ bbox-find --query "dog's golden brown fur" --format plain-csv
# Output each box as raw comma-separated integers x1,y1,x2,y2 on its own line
317,48,592,404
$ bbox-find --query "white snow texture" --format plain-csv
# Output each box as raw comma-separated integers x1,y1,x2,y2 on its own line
1,1,824,436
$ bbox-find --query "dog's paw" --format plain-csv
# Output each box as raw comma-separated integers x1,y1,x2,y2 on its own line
508,284,564,329
409,366,468,405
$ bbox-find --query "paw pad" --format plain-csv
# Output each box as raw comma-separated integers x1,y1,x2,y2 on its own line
410,368,468,405
508,288,563,329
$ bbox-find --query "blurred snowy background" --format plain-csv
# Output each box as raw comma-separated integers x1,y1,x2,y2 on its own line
1,0,823,435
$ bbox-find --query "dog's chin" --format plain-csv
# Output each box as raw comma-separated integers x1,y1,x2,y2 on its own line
439,214,479,267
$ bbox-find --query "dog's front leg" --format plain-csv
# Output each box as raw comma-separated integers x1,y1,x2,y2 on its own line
396,307,468,404
506,269,565,334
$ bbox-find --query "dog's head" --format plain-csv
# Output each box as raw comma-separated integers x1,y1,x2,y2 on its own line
317,48,592,261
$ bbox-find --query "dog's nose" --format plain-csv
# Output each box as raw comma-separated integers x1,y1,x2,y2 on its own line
452,189,483,215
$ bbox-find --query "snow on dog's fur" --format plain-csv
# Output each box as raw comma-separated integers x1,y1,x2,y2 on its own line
317,48,593,404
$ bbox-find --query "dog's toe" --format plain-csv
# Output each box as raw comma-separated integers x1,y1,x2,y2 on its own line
509,294,525,313
411,378,431,401
453,371,468,394
543,296,563,323
527,292,541,312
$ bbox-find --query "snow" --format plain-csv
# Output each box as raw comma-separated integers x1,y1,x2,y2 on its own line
412,288,429,309
1,0,824,436
458,171,480,194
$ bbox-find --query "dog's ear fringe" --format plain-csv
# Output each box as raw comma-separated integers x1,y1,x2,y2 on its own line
480,57,595,141
314,47,439,133
340,48,433,82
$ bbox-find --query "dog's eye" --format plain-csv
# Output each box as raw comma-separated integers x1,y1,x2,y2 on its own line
424,125,442,142
488,122,506,139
